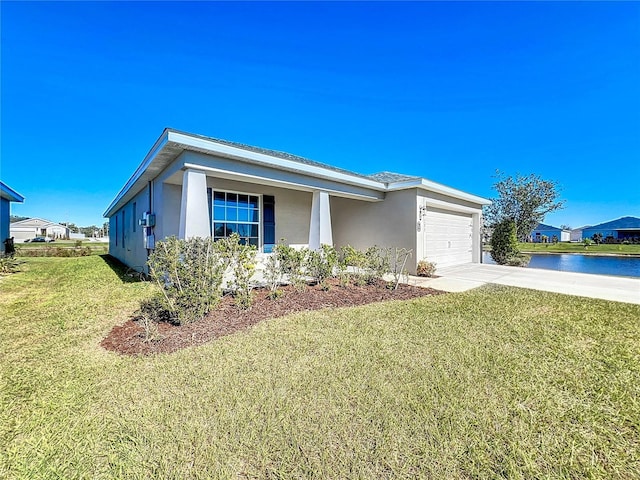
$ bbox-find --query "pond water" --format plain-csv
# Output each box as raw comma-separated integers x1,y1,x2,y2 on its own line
482,252,640,278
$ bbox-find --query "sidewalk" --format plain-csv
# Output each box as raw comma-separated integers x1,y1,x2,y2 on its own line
409,263,640,305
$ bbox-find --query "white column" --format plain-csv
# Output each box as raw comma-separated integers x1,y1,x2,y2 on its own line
472,212,481,263
309,190,333,250
179,168,210,239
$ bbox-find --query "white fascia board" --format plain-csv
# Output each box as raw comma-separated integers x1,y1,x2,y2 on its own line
103,132,170,217
182,163,383,202
388,178,491,206
0,182,25,203
168,131,386,191
423,197,483,215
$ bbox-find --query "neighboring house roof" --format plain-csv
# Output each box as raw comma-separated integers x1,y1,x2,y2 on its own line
0,182,24,203
10,217,68,230
532,223,568,232
585,216,640,231
104,129,491,217
571,225,590,232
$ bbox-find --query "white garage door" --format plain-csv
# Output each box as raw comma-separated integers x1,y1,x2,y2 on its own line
424,209,473,268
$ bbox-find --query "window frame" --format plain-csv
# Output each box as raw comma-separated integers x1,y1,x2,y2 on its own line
210,189,262,248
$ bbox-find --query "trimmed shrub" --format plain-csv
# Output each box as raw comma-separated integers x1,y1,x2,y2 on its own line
17,246,92,257
416,259,437,277
305,244,338,289
273,242,307,291
215,233,257,309
147,236,226,325
490,219,519,265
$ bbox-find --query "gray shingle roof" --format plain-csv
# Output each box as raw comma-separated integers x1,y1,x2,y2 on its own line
366,171,421,183
169,129,380,183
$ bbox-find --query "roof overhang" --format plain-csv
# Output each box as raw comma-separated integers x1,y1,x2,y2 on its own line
0,182,25,203
387,178,491,206
104,129,492,217
104,129,388,217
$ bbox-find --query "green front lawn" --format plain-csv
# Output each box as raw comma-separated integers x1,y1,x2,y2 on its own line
517,242,640,255
1,256,639,478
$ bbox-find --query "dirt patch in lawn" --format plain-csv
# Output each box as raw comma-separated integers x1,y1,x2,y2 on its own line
101,280,445,356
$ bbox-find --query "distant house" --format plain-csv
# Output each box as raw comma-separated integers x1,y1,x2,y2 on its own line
570,226,590,242
1,182,25,253
10,217,69,242
582,216,640,243
529,223,570,243
104,129,491,274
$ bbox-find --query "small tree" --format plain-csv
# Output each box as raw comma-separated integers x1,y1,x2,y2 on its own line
490,219,519,265
592,233,603,245
484,171,564,241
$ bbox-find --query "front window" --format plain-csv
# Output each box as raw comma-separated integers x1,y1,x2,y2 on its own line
212,191,260,247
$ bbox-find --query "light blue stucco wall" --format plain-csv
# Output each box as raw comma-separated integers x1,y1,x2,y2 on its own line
582,227,619,240
1,198,10,253
530,227,564,242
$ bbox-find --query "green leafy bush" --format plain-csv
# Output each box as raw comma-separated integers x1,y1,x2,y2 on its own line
490,219,520,265
147,236,226,325
216,233,257,309
305,244,338,289
363,246,390,285
17,246,92,257
273,242,307,291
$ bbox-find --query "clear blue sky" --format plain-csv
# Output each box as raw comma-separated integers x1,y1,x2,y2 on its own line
2,1,639,229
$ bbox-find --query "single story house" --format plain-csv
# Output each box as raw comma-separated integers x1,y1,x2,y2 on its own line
104,129,491,274
1,182,25,253
529,223,570,243
582,216,640,242
570,226,589,242
10,217,70,242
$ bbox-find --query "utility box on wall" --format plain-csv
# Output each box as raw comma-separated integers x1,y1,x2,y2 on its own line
144,233,155,250
139,212,156,227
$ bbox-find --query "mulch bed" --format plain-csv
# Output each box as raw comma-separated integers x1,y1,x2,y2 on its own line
100,279,446,356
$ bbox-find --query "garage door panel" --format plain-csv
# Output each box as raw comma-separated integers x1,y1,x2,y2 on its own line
424,210,473,268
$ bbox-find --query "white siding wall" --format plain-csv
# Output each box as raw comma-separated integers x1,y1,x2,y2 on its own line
108,187,149,270
331,189,418,271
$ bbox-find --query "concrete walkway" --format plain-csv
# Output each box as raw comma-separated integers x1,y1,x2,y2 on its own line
409,263,640,305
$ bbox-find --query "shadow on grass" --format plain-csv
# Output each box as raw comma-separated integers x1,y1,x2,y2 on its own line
99,254,149,283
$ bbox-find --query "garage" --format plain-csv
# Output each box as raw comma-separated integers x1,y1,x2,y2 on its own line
424,208,473,268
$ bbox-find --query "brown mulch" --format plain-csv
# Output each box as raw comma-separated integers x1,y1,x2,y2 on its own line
100,279,446,356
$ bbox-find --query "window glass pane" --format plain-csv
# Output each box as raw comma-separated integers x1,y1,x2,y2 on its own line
237,224,248,237
226,206,237,221
214,223,225,237
238,208,249,222
214,206,225,221
214,192,225,206
211,191,262,245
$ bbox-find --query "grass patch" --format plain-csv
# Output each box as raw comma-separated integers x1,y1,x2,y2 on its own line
498,242,640,255
1,257,639,478
15,241,108,257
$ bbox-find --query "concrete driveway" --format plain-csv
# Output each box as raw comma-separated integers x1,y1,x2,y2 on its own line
410,263,640,305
